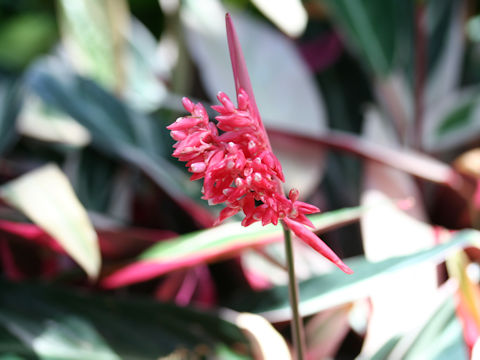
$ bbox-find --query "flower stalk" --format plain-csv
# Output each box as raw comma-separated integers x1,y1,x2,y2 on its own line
282,223,306,360
167,13,353,359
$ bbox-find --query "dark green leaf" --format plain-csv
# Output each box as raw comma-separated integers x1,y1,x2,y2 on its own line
436,100,476,136
0,79,22,155
321,0,413,76
0,13,57,69
74,148,116,213
0,279,251,359
423,88,480,151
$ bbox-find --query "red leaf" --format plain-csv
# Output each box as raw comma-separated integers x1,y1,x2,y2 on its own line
98,227,176,259
0,220,64,253
101,233,280,288
155,265,217,308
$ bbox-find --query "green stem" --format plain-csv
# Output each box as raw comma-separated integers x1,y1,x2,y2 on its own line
282,222,306,360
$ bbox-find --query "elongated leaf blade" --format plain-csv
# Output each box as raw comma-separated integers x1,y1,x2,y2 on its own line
228,230,480,322
58,0,129,91
101,206,366,288
370,295,467,360
401,297,467,360
268,128,463,190
0,164,101,279
404,300,467,359
58,1,167,111
446,250,480,351
0,279,252,359
423,87,480,152
426,1,465,105
360,107,438,354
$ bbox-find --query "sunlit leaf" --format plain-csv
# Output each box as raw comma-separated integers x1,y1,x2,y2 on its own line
228,230,480,322
370,336,401,360
123,18,168,111
223,311,290,360
305,304,352,359
0,164,101,279
360,107,438,354
58,0,129,91
0,279,252,359
404,299,467,359
396,296,467,360
250,0,307,37
58,0,167,111
446,250,480,351
17,94,91,146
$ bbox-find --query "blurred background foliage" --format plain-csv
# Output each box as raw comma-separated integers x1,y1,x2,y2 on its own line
2,0,480,359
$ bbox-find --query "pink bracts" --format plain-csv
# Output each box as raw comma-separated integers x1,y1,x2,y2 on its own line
167,14,352,274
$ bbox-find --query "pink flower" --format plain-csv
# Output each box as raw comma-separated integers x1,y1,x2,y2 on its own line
167,14,352,274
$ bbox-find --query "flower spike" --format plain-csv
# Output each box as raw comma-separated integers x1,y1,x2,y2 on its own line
225,14,258,118
167,15,352,274
225,13,269,146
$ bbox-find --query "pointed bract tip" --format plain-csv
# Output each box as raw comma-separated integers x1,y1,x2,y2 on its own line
225,13,233,29
181,97,194,113
337,261,354,274
283,217,353,274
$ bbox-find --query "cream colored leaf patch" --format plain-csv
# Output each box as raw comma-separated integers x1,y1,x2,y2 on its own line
1,164,101,279
251,0,307,37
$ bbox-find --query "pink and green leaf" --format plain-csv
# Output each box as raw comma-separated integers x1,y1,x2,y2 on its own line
101,205,368,288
